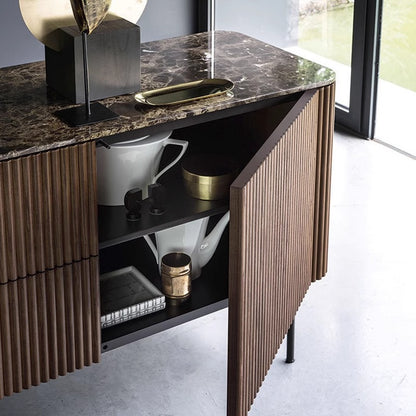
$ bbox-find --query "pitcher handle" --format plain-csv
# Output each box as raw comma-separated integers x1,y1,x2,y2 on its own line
152,138,188,184
143,235,159,264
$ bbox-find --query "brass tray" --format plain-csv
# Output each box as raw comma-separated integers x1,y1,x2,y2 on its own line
134,79,234,106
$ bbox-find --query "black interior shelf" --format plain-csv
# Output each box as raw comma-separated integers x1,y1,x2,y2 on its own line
100,231,229,352
98,165,230,249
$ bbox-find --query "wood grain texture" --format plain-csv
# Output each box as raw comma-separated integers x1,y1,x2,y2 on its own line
0,142,100,399
228,89,322,416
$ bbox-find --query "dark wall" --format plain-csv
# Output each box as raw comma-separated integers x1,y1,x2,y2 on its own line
0,0,197,68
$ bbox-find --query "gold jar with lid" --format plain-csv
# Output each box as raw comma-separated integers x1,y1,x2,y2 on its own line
161,253,192,299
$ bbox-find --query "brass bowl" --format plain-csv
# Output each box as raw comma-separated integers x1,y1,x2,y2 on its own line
181,154,239,200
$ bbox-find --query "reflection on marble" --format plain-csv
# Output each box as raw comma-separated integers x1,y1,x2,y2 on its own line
0,31,335,161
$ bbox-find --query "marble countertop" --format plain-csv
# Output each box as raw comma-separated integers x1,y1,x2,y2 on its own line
0,31,335,161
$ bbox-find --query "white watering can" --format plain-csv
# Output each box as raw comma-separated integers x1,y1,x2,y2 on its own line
96,130,188,205
144,211,230,279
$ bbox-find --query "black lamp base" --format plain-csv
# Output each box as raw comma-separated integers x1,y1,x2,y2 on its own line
55,102,119,127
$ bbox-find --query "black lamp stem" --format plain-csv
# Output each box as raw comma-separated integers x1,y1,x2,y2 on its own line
54,27,119,126
82,31,91,118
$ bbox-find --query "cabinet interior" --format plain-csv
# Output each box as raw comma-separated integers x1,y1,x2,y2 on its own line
99,96,298,352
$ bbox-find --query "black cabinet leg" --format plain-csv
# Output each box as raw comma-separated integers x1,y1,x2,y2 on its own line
285,319,295,364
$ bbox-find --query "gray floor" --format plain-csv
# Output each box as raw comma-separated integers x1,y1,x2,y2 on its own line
1,130,415,416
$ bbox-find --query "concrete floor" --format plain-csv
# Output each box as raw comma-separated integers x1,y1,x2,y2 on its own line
1,130,415,416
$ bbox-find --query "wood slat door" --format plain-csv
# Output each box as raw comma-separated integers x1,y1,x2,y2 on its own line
0,142,101,398
228,85,335,416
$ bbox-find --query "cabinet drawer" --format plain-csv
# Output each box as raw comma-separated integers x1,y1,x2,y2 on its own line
0,258,100,399
0,142,98,283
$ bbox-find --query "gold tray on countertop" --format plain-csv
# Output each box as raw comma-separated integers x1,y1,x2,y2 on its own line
134,78,234,106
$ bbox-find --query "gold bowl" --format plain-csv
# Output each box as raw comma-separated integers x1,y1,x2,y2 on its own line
181,154,239,200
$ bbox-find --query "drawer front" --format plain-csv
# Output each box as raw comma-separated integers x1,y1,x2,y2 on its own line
0,142,98,283
228,85,335,416
0,258,100,397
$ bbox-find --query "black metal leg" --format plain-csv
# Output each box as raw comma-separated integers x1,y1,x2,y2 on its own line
285,319,295,364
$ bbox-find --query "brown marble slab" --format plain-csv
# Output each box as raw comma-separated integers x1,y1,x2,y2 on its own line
0,31,335,161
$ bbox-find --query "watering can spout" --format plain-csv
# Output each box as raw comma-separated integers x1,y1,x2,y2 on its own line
199,211,230,268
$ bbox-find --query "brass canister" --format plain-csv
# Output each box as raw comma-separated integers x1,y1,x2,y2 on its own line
181,154,239,200
161,253,192,299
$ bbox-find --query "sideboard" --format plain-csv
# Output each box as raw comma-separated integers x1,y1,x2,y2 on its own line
0,31,335,415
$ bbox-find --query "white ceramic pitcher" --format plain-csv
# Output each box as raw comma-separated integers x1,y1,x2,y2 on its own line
144,211,230,279
97,131,188,205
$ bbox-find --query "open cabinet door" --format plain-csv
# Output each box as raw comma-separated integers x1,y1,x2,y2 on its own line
228,85,335,416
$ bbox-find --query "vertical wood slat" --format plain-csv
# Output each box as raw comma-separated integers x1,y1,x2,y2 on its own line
0,310,3,399
27,276,41,386
55,267,67,377
33,155,46,276
42,151,56,270
88,144,99,257
61,147,75,265
52,147,64,269
78,138,91,260
36,271,49,383
323,84,335,272
64,264,76,374
82,260,93,366
0,162,7,284
0,142,100,399
17,279,31,390
228,89,321,416
45,269,58,380
22,157,41,387
0,162,8,397
12,159,28,279
8,281,23,393
312,83,335,281
90,257,101,364
1,161,18,282
73,261,84,370
0,284,13,396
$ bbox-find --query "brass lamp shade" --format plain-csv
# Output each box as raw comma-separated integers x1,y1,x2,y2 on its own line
19,0,148,50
